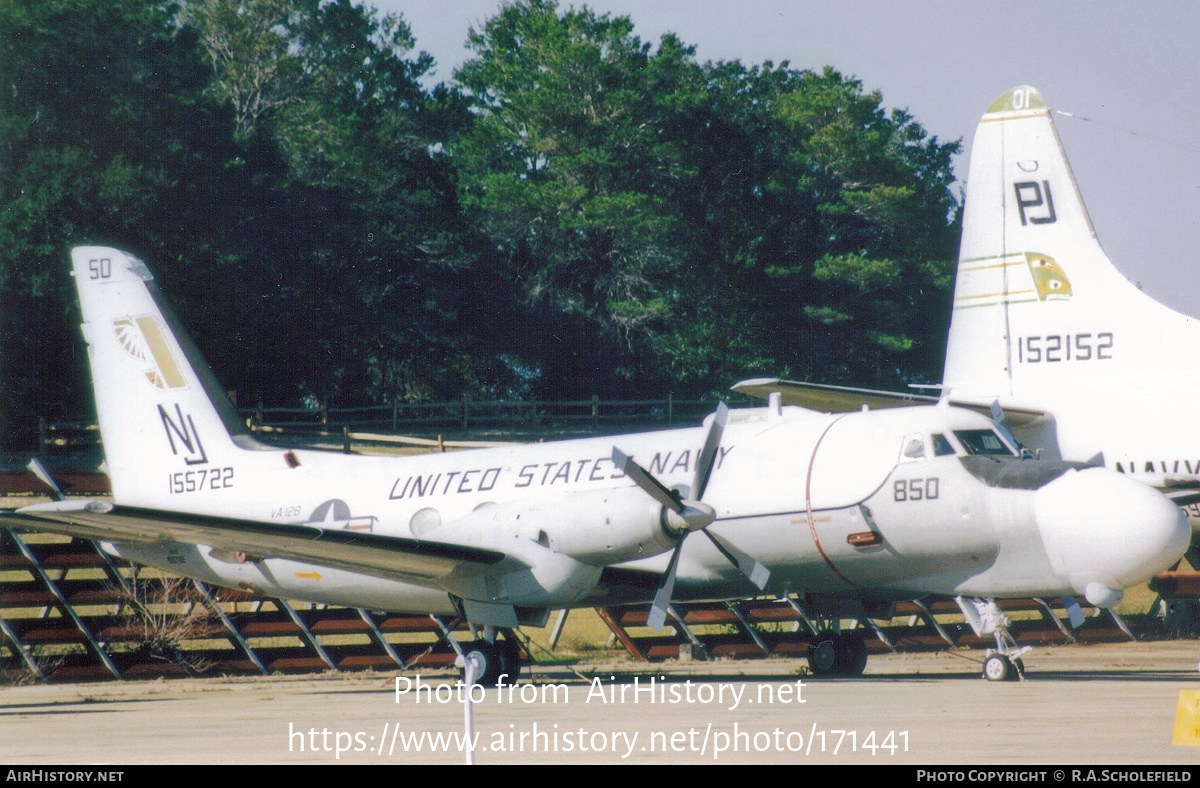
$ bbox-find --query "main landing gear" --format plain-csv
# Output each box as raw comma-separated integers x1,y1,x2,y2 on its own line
460,635,524,686
807,629,869,677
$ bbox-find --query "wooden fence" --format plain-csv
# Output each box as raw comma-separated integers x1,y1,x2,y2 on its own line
36,395,750,455
242,394,739,433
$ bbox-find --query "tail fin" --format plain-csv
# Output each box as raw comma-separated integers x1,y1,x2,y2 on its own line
943,86,1200,403
71,247,270,508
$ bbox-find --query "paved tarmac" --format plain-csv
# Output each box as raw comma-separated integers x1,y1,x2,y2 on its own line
4,641,1200,765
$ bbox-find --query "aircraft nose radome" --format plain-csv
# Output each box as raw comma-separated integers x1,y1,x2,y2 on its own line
1034,469,1189,601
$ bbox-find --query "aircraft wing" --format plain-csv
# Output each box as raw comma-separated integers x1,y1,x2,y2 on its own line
1,501,510,583
731,378,1051,428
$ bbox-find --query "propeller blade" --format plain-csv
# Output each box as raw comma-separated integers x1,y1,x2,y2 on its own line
647,542,683,632
616,403,735,632
704,530,770,589
27,458,64,501
1060,596,1085,629
990,400,1020,450
691,402,729,501
613,448,683,513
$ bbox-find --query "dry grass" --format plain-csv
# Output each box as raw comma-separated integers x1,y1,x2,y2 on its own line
107,571,217,673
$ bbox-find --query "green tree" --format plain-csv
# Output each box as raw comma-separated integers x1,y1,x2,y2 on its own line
184,0,482,406
771,69,960,385
453,0,694,397
452,1,960,399
0,0,224,446
0,0,480,449
0,0,962,449
659,66,961,391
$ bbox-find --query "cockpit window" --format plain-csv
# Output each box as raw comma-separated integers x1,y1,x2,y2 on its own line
931,433,956,457
953,429,1016,457
901,435,926,460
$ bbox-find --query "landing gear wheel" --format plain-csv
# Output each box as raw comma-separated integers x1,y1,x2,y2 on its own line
498,636,524,684
463,641,507,686
983,653,1014,682
835,632,869,676
807,630,840,676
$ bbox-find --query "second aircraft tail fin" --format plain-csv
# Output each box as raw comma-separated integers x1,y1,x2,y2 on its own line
943,86,1200,406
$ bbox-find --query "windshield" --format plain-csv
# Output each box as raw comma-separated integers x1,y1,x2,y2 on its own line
931,433,956,456
953,429,1016,457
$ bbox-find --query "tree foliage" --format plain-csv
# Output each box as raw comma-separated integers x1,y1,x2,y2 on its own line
452,1,959,397
0,0,961,448
453,1,693,396
0,0,219,444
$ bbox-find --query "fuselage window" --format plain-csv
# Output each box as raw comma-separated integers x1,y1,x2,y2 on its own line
409,507,443,537
953,429,1016,457
931,433,956,456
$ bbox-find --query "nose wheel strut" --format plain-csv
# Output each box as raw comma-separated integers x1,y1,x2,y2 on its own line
955,596,1032,682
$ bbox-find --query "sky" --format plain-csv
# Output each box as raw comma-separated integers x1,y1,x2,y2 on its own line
378,0,1200,318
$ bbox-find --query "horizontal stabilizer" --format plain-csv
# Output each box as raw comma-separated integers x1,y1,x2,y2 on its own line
730,378,936,412
731,378,1050,429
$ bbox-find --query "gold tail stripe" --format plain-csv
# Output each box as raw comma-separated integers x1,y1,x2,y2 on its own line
135,316,187,390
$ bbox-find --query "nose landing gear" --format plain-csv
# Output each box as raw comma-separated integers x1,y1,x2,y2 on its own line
982,650,1028,682
956,596,1032,681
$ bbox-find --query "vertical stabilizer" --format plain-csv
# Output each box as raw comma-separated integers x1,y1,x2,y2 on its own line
942,87,1200,467
71,248,271,509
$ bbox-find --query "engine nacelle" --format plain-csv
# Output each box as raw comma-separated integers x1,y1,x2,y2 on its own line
448,486,676,567
411,487,672,610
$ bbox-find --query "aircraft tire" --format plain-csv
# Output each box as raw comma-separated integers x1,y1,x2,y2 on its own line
1011,658,1025,681
983,653,1013,682
807,630,840,676
463,641,507,686
498,636,523,684
834,632,868,676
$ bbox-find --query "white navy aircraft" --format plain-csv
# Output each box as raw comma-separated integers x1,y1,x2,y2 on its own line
3,239,1188,682
737,85,1200,539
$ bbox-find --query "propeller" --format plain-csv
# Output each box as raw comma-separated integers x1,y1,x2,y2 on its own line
27,458,65,501
612,402,769,631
